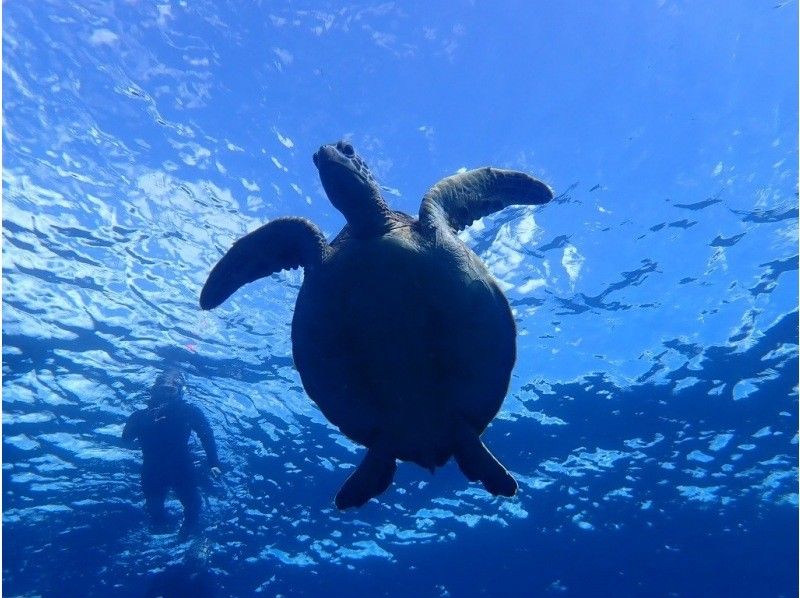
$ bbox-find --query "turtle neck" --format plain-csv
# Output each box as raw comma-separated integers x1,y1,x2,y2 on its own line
342,189,393,238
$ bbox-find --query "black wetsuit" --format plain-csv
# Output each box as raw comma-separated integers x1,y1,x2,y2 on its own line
123,399,219,532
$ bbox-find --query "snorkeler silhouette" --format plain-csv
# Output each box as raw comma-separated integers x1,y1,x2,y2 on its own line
123,370,221,535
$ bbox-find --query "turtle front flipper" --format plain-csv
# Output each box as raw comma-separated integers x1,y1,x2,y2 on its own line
418,167,553,233
200,217,328,310
453,421,518,497
335,447,397,510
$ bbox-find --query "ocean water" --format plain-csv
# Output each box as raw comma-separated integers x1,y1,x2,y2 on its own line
2,1,798,596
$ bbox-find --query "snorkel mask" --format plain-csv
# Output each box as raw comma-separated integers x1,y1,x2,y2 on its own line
149,370,185,406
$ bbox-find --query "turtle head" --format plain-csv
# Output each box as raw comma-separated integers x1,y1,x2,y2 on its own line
313,141,388,234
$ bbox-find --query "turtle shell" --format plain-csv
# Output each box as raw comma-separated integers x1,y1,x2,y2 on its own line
291,219,516,469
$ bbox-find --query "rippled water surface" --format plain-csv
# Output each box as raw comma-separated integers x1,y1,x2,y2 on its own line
3,2,798,596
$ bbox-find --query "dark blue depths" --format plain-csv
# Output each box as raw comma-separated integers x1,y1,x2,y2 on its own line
3,309,798,596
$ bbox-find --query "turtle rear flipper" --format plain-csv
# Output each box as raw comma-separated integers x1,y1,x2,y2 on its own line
335,448,397,510
200,217,328,310
418,167,553,233
453,422,517,497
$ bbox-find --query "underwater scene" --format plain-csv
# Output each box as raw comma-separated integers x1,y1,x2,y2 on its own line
2,1,798,596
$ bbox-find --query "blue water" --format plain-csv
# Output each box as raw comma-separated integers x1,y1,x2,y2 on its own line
2,1,798,596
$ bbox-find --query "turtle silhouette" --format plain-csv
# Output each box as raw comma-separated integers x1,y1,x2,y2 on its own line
200,140,553,509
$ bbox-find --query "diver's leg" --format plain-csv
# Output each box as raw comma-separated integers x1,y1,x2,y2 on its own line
335,446,397,510
175,467,202,536
453,421,518,497
142,468,169,530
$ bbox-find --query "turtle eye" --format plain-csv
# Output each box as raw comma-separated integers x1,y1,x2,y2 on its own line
340,142,355,158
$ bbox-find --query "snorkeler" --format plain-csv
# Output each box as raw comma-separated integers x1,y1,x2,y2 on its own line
122,370,221,535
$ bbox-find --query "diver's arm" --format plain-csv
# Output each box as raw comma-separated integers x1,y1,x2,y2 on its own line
122,410,143,443
190,405,221,469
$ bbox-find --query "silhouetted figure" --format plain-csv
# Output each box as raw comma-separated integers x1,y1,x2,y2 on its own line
123,370,221,535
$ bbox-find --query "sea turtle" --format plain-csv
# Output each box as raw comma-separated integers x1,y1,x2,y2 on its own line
200,140,553,509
